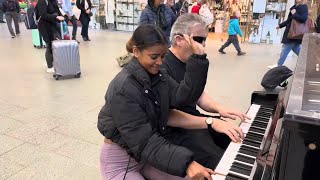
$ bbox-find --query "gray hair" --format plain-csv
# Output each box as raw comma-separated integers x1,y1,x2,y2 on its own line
170,14,207,46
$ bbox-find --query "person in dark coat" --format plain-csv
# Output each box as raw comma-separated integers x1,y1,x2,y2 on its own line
315,13,320,33
268,0,308,69
76,0,92,41
0,0,6,23
98,24,243,180
2,0,20,37
37,0,64,73
139,0,176,42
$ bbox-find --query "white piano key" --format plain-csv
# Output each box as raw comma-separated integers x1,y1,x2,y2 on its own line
228,171,250,179
211,174,227,180
214,143,241,175
240,122,252,134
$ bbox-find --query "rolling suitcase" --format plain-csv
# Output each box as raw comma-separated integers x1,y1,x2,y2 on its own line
52,22,81,80
32,29,46,48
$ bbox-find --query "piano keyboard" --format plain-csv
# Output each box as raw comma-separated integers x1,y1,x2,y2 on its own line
212,104,274,180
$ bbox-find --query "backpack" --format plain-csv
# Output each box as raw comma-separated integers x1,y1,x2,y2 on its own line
24,5,38,29
7,0,17,11
261,66,293,89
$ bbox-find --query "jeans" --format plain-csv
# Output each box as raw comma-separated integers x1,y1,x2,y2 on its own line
64,15,78,39
220,35,241,52
5,12,20,36
277,43,301,66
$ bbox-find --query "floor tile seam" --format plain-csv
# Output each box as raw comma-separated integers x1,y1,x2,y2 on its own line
0,142,27,157
2,162,32,180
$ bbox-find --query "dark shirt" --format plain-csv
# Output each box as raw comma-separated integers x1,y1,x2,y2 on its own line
162,50,202,116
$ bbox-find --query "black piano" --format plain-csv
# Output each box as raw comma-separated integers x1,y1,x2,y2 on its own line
212,33,320,180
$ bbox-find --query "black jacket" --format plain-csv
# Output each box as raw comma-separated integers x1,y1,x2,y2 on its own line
1,0,20,13
315,14,320,33
98,54,209,177
279,4,308,44
76,0,92,13
37,0,61,43
162,51,202,116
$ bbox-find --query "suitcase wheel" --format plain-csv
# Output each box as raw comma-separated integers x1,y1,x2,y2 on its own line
75,72,81,78
53,74,61,80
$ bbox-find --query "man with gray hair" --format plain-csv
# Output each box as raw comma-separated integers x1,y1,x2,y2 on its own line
162,13,249,169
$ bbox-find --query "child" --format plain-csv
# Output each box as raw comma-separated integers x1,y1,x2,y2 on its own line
219,10,246,56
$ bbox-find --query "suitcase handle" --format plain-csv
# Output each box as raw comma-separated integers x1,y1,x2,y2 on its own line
60,21,64,40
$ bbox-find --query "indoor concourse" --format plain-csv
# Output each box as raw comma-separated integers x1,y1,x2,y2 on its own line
0,23,297,179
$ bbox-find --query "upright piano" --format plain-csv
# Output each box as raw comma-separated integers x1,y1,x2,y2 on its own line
212,33,320,180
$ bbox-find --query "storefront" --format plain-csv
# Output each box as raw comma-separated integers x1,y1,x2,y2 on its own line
94,0,320,43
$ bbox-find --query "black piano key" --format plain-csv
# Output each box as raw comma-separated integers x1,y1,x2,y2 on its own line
230,166,251,176
235,154,255,165
239,148,258,157
253,119,269,124
231,162,252,175
243,139,261,148
245,135,262,143
255,116,270,121
246,132,263,142
247,131,264,139
249,126,265,134
240,144,259,153
256,112,272,117
251,121,268,129
226,173,249,180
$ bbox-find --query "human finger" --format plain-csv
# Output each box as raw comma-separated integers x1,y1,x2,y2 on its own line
206,168,216,175
229,128,241,142
225,130,237,143
203,171,213,180
234,126,244,140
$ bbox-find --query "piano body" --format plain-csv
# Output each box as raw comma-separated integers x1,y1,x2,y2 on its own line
212,34,320,180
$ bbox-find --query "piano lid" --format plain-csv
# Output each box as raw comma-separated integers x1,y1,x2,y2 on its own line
285,33,320,126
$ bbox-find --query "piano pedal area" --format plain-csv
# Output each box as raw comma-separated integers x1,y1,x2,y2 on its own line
212,104,274,180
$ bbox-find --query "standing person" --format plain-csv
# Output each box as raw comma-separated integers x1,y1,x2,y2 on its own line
76,0,92,41
37,0,64,73
61,0,79,42
2,0,20,38
268,0,308,69
0,0,6,23
172,0,189,16
218,10,246,56
139,0,176,42
315,13,320,33
98,24,244,180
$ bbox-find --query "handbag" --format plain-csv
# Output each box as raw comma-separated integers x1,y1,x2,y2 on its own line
288,18,311,40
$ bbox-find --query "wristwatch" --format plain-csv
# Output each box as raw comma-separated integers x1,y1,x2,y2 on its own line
205,117,213,129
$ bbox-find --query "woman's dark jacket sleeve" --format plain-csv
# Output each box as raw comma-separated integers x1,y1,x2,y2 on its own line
37,0,61,23
110,89,194,177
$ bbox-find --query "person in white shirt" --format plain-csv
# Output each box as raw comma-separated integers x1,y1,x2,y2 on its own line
61,0,79,42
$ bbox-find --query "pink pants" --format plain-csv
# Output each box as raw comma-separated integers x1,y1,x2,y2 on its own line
100,143,189,180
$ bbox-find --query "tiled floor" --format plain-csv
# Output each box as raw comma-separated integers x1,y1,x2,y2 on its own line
0,22,297,180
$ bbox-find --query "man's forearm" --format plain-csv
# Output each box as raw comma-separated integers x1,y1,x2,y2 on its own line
197,91,222,113
167,109,207,129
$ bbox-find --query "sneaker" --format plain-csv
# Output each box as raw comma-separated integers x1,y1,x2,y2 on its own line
46,67,55,73
11,35,16,38
218,49,226,54
268,64,278,69
237,51,246,56
0,21,6,23
16,33,20,36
